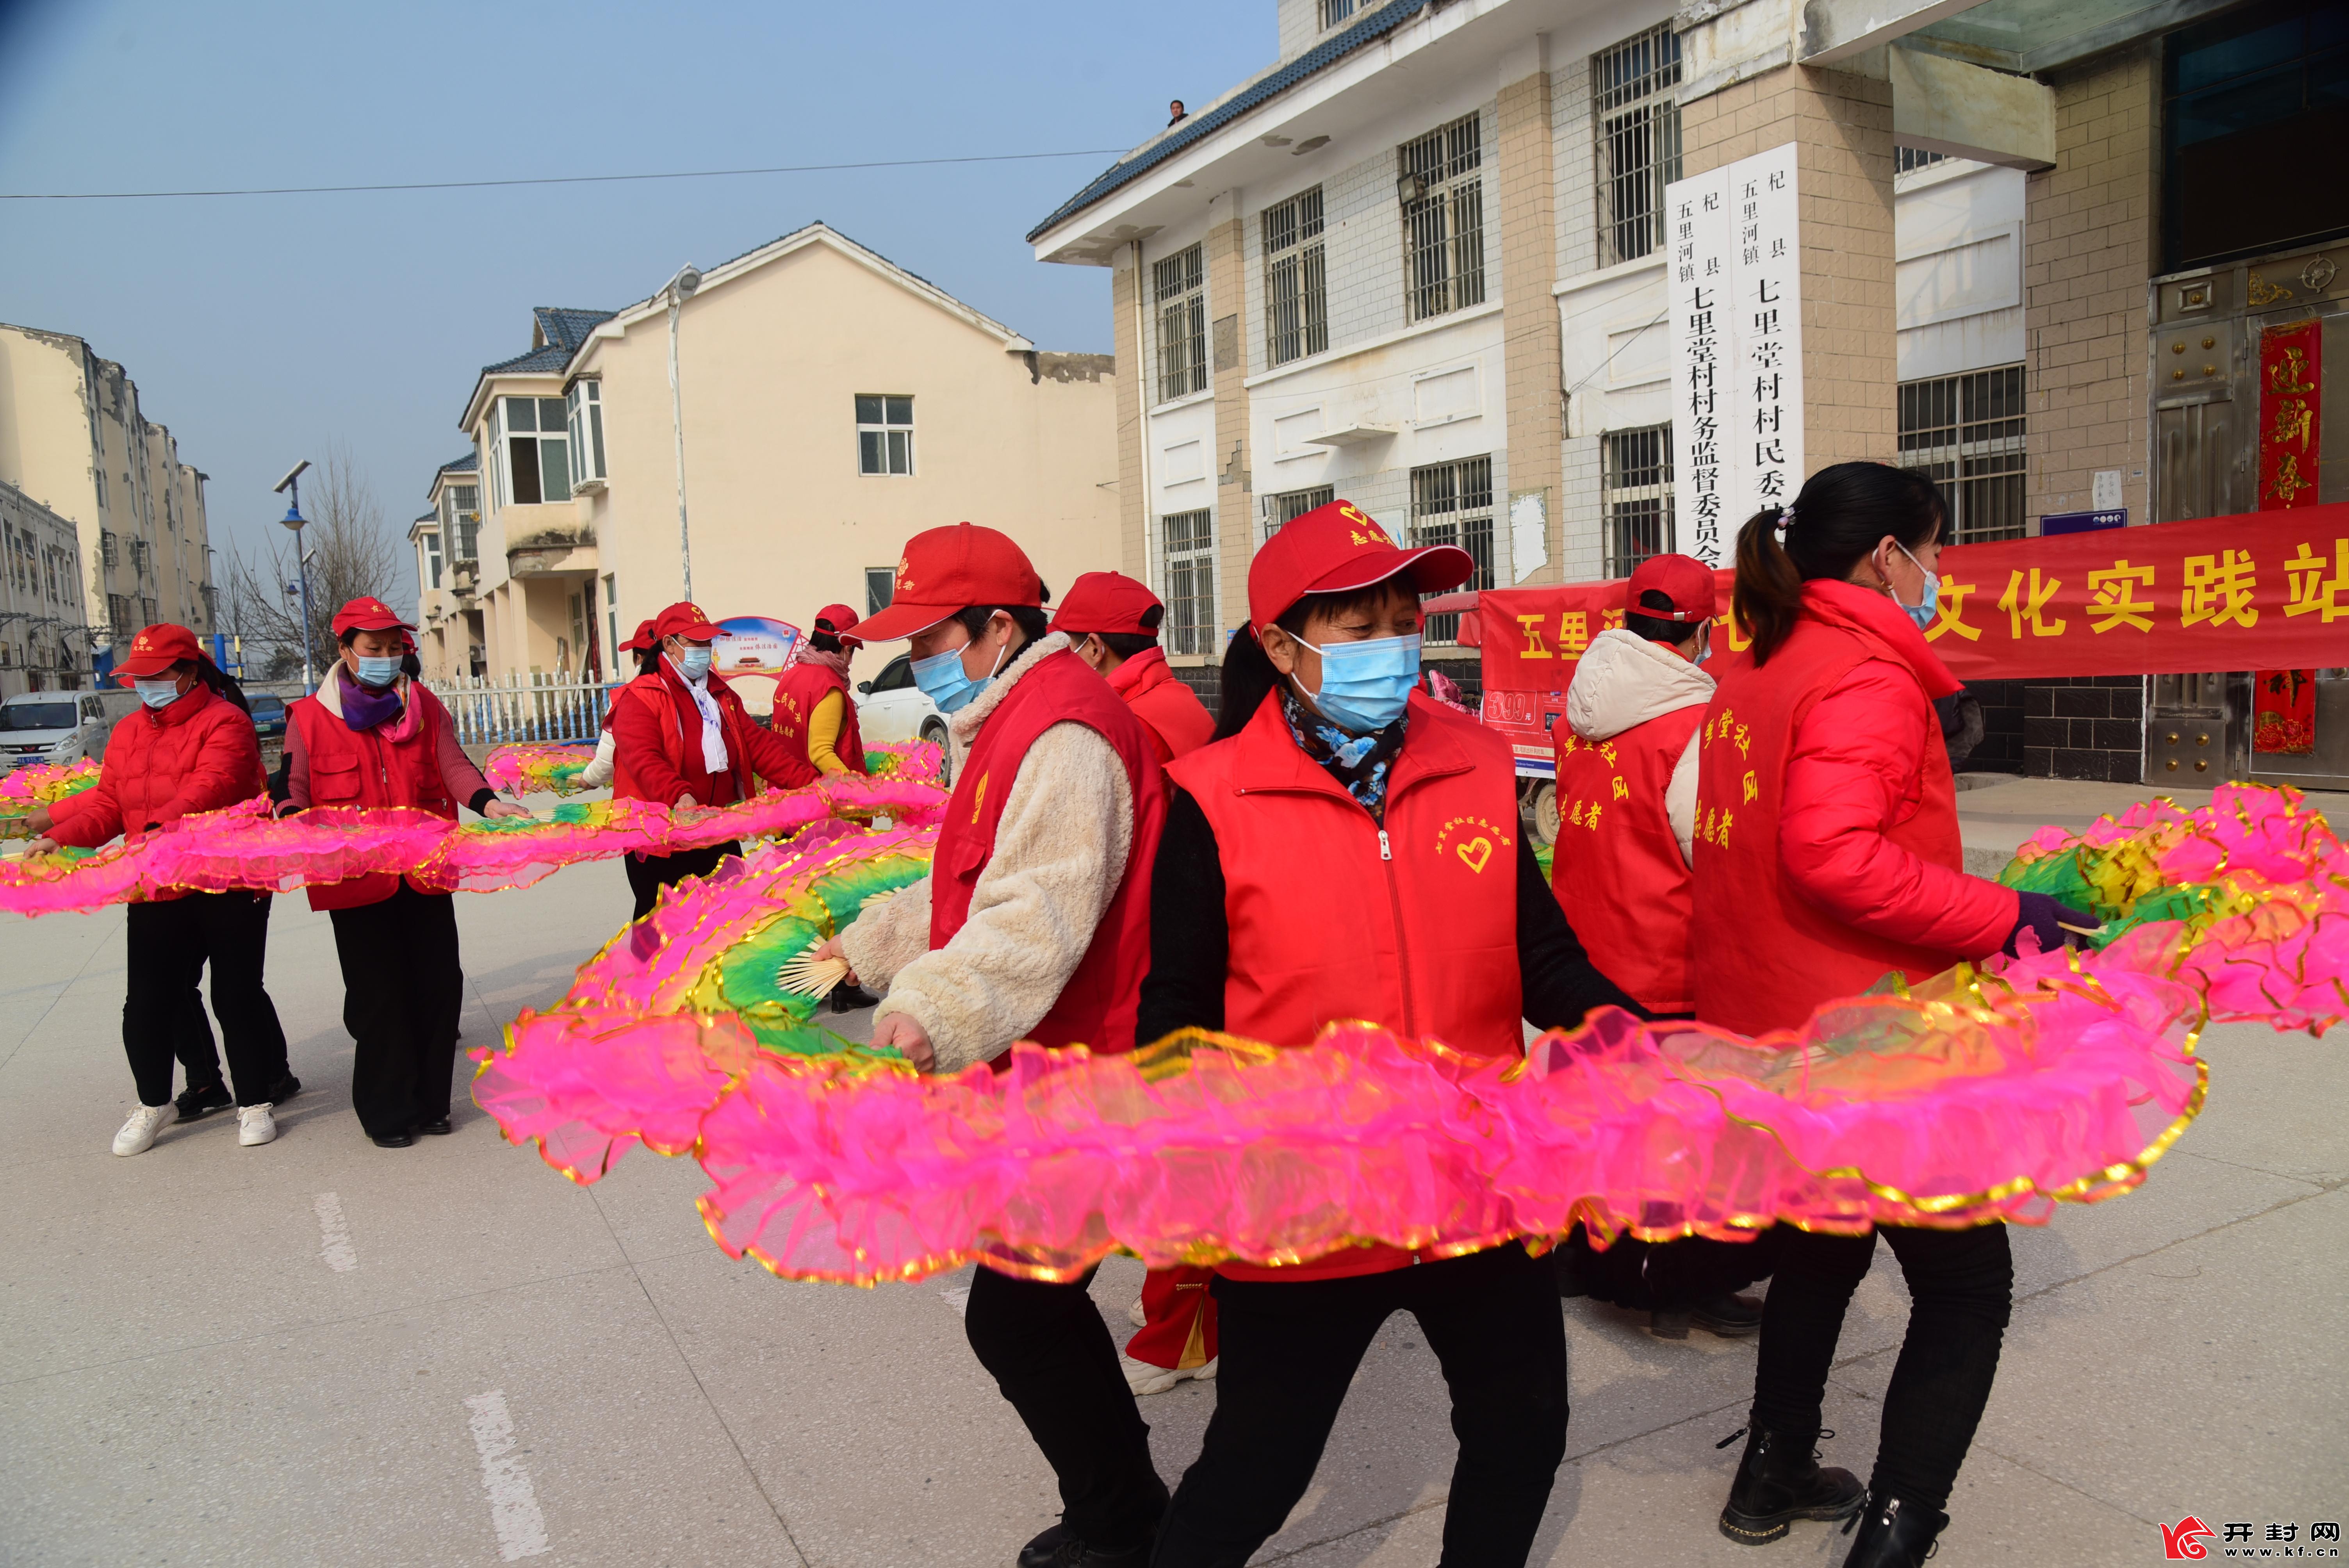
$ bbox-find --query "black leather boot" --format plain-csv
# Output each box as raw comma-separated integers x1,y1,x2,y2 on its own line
1839,1493,1948,1566
1717,1425,1866,1545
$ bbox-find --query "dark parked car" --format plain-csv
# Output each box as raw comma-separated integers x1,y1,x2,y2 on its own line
248,693,288,742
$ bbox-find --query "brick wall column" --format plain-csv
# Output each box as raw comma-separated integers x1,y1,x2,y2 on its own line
1110,251,1148,582
2023,44,2155,526
1499,51,1564,584
1207,201,1253,641
1677,51,1899,482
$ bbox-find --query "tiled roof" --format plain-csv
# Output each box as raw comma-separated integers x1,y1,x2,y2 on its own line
479,342,573,377
438,453,477,474
1026,0,1431,242
478,306,616,381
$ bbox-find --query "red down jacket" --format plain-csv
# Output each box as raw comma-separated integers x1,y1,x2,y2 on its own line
1691,577,2017,1035
49,684,266,876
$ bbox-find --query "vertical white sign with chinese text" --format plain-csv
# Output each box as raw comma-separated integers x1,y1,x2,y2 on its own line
1667,143,1803,568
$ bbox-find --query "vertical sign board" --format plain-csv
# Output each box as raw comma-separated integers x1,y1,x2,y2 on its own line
1667,143,1804,568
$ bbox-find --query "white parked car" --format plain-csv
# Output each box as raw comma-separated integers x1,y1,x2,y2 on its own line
1,688,139,771
852,652,950,773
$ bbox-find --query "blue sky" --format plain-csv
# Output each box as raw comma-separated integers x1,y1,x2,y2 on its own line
0,0,1267,598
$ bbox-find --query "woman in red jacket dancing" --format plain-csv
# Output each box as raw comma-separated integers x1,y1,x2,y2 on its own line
21,624,297,1155
1136,502,1641,1568
1692,464,2090,1567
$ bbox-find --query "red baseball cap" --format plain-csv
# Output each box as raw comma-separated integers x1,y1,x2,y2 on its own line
1050,572,1162,638
812,603,864,648
855,522,1043,641
1248,499,1473,631
651,601,724,642
618,618,657,652
1624,554,1718,621
331,597,414,637
115,623,201,681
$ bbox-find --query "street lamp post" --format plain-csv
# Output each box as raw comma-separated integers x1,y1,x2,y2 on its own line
273,459,315,690
663,264,703,602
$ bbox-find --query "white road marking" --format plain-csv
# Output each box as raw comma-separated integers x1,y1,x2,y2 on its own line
313,1192,356,1273
464,1390,551,1561
940,1285,972,1315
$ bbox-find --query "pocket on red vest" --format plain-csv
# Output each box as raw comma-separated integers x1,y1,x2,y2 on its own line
310,755,362,804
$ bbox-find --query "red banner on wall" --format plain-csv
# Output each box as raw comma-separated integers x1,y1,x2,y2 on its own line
2254,318,2322,754
1479,502,2349,692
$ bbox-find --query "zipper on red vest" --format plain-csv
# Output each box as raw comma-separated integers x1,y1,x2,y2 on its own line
1377,823,1417,1036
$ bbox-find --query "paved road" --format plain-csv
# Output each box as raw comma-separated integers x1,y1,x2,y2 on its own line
3,803,2343,1566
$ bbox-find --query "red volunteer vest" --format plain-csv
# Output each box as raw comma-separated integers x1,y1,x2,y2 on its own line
771,661,868,775
610,669,760,805
1551,702,1705,1014
1170,691,1524,1058
290,681,459,912
929,648,1166,1054
1690,618,1966,1036
1172,691,1524,1282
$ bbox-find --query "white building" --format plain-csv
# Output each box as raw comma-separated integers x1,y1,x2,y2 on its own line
1027,0,2065,694
0,479,90,697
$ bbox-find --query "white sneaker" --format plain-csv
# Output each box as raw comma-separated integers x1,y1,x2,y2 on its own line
237,1104,277,1147
1127,1296,1148,1329
112,1103,174,1156
1122,1355,1216,1397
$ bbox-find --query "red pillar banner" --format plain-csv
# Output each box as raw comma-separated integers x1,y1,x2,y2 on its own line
2255,318,2322,755
1477,502,2349,693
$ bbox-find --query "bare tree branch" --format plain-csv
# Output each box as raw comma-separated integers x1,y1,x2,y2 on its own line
223,443,403,681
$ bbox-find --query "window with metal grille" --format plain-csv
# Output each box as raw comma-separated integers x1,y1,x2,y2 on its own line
1594,23,1682,267
107,593,131,638
1263,485,1333,540
1895,147,1948,174
1319,0,1355,28
1411,457,1494,644
1160,509,1215,655
1263,188,1329,367
1602,425,1676,577
856,396,915,476
1896,365,2026,543
100,530,117,568
1155,246,1208,403
1399,115,1485,324
442,484,481,563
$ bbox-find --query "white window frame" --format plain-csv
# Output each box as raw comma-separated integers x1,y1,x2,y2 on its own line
498,395,572,507
1264,187,1329,368
421,528,444,591
1160,508,1215,656
566,380,607,486
1399,114,1486,324
1897,365,2027,543
1154,246,1208,404
1410,457,1494,645
1601,424,1676,578
856,396,916,476
1593,23,1684,268
1319,0,1356,28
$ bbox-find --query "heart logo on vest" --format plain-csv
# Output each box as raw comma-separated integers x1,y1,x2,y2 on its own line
1455,836,1494,873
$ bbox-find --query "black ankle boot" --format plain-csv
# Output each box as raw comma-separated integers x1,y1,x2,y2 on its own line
1717,1424,1866,1545
1839,1493,1948,1566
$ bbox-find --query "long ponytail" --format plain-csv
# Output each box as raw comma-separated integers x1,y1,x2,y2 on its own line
178,654,251,714
1732,461,1947,664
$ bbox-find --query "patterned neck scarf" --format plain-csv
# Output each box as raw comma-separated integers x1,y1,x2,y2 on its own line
1280,688,1406,821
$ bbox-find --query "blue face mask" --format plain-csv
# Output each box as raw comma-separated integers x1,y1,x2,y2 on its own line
674,646,713,682
1892,541,1940,631
911,636,1007,715
1290,631,1422,734
133,677,182,711
353,654,401,688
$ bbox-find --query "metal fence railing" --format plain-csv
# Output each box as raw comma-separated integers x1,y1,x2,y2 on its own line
427,672,614,747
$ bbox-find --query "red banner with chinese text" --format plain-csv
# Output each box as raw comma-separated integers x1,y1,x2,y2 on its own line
1478,503,2349,692
2254,318,2321,753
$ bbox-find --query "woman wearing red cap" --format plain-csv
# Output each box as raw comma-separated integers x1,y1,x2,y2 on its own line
608,601,818,920
1134,499,1641,1568
23,624,298,1155
1693,464,2091,1568
1050,572,1214,766
815,522,1169,1568
284,597,530,1149
768,604,869,778
577,619,658,791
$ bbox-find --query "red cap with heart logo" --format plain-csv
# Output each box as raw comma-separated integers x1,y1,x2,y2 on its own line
330,597,414,636
1248,499,1473,631
854,522,1043,641
115,623,202,681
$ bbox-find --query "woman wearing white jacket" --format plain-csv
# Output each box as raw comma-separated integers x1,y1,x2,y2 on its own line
576,621,656,790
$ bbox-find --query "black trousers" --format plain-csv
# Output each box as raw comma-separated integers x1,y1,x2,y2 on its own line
626,840,741,922
1749,1222,2013,1513
328,883,465,1138
175,989,223,1091
122,892,290,1108
964,1265,1168,1550
1154,1242,1570,1568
